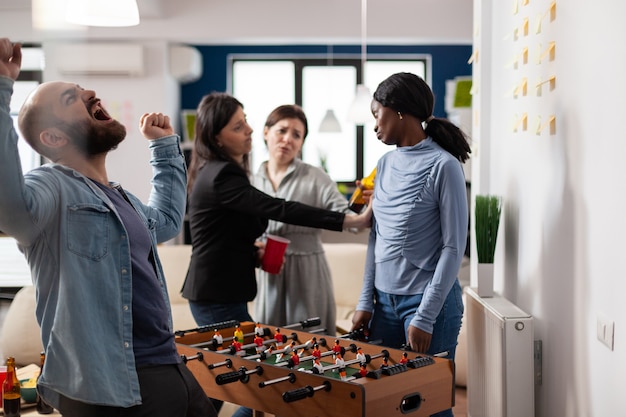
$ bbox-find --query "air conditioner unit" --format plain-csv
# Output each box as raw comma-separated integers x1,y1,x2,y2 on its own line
56,43,145,77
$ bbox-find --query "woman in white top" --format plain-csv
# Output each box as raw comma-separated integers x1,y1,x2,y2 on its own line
253,104,353,332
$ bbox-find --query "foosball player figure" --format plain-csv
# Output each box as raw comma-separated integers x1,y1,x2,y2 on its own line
311,343,322,360
255,322,265,337
359,363,368,378
313,357,324,374
332,339,342,357
380,356,389,368
213,329,223,345
234,325,244,344
254,334,264,353
289,350,300,367
299,336,317,356
335,352,345,368
231,339,243,355
258,344,275,362
274,328,284,346
276,340,296,363
400,351,409,364
356,347,366,363
338,366,347,381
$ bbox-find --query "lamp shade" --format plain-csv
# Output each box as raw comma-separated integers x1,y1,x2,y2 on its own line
347,84,372,125
319,109,342,133
66,0,140,27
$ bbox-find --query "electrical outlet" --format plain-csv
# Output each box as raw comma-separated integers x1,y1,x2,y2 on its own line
597,313,615,350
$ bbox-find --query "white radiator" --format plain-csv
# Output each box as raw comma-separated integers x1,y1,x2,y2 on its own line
465,287,534,417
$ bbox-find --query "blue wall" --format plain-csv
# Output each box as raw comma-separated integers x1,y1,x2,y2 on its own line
181,44,472,117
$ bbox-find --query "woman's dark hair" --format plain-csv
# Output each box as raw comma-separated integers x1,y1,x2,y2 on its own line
187,92,248,193
373,72,471,162
264,104,309,141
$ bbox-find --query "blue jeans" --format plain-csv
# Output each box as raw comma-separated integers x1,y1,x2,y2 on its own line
189,300,253,327
369,280,464,417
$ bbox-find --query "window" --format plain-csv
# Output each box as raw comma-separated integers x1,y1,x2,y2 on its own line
12,45,45,174
230,55,429,182
0,45,43,287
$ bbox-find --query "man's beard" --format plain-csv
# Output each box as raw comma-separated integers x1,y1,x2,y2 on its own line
59,118,126,156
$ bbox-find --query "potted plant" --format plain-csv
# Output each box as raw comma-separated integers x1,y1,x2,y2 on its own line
474,194,502,297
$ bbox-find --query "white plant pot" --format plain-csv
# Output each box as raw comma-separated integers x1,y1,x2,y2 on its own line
477,263,494,297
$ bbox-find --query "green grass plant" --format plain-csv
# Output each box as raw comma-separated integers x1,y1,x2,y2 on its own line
475,195,502,263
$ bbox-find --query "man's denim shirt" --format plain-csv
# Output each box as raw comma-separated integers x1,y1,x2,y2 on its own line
0,76,188,408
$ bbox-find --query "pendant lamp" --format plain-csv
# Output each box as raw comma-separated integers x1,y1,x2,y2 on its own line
319,109,342,132
66,0,140,27
347,0,372,125
319,45,342,133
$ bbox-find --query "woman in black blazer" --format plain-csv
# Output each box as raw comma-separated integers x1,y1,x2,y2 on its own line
182,92,371,328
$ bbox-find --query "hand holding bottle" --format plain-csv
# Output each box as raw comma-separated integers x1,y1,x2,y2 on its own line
355,179,374,206
343,199,373,230
348,168,376,213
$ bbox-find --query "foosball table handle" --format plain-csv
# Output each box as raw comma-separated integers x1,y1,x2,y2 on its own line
216,366,264,385
282,381,331,403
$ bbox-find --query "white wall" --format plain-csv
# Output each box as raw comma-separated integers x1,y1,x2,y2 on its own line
475,1,626,416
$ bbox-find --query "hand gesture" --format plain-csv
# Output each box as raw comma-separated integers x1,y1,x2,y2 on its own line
407,325,432,354
0,39,21,81
139,112,174,140
351,310,372,336
355,179,374,205
343,200,373,230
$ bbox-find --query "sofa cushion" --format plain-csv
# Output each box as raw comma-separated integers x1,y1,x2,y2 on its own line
323,243,367,321
0,285,43,366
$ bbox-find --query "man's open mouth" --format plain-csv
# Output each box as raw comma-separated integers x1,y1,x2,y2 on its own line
91,100,112,121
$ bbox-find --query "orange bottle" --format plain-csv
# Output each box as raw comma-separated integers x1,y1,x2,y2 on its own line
348,167,376,213
36,352,53,414
2,357,21,417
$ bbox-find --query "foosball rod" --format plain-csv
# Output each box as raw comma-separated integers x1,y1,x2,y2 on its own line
213,333,298,357
187,327,273,350
280,317,321,330
321,349,390,373
258,372,297,388
174,319,239,337
275,349,335,368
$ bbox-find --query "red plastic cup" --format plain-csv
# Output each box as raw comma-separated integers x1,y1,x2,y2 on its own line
261,235,290,274
0,365,6,404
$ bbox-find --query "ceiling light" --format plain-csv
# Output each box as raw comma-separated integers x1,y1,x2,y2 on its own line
319,45,342,133
347,85,372,124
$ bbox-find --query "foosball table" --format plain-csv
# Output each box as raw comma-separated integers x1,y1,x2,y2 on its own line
175,319,455,417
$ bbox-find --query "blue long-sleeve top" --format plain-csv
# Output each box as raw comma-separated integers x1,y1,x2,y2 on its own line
356,138,468,334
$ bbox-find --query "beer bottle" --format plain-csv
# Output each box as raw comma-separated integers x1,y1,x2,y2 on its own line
36,352,53,414
2,356,21,417
348,167,377,213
